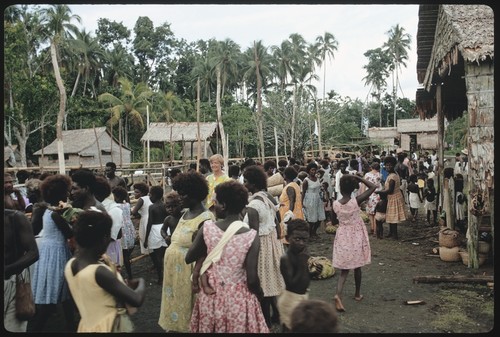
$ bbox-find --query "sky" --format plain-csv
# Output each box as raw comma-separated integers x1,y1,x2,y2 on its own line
65,3,420,102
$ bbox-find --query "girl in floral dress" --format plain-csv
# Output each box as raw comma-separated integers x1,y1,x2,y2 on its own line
362,162,382,236
158,171,215,333
186,180,268,333
332,174,377,312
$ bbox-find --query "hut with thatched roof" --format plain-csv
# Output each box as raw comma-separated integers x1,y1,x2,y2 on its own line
140,122,223,161
33,127,132,168
415,4,494,268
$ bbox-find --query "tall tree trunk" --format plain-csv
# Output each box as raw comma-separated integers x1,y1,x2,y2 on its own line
51,41,67,174
71,70,81,97
254,45,265,164
316,99,323,158
290,85,297,158
216,65,228,170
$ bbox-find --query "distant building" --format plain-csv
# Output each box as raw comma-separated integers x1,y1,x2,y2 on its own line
33,127,132,168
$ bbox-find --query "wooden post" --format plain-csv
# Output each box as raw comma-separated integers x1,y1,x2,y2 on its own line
119,119,123,168
196,78,201,172
93,124,103,171
436,84,444,213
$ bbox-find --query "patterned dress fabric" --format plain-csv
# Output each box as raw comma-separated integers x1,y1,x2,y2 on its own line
364,170,382,214
302,177,326,222
243,193,285,297
385,173,407,223
118,202,136,250
205,173,230,210
64,259,125,332
31,209,72,304
138,195,152,255
332,198,371,270
190,220,269,333
158,210,215,332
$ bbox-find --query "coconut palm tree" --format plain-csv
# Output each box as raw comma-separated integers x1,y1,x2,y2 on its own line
363,47,391,126
315,32,338,101
98,77,152,146
383,24,411,127
69,28,105,98
40,4,81,174
102,45,134,88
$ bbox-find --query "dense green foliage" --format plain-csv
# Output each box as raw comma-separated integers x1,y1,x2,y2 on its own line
4,4,420,166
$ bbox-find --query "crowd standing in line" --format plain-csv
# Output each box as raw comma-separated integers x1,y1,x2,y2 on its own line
3,148,464,332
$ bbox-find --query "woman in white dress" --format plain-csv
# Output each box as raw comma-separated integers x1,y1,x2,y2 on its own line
131,182,152,256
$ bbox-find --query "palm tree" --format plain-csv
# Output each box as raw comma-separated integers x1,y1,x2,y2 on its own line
363,48,391,126
315,32,338,102
40,4,81,174
103,45,134,88
383,24,411,127
69,28,105,97
98,77,152,147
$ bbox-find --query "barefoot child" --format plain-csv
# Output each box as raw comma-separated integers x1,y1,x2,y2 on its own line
407,174,422,222
277,219,323,332
423,178,437,226
332,174,376,312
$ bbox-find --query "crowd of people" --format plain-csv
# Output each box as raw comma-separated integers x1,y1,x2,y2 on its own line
3,148,466,333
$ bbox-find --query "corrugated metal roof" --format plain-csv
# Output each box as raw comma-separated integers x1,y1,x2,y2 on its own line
33,127,131,155
140,122,221,142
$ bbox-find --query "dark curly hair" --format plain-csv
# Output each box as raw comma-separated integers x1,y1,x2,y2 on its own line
112,186,129,203
291,299,338,333
243,165,268,190
40,174,72,205
286,218,309,236
172,171,208,202
283,166,298,181
71,169,97,193
93,176,111,202
339,174,359,196
306,162,318,173
133,182,149,196
214,180,248,214
149,185,163,200
73,210,112,249
383,155,397,166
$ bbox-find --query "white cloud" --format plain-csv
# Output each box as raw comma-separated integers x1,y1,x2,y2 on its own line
65,3,419,101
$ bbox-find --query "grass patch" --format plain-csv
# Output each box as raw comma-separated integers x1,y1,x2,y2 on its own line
430,286,494,333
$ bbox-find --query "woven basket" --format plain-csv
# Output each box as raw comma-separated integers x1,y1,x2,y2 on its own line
439,228,462,248
268,184,283,197
439,246,461,262
267,172,284,187
459,250,487,266
478,241,491,254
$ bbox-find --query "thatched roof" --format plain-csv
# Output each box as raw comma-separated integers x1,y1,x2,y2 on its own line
417,4,494,89
33,127,130,155
140,122,221,143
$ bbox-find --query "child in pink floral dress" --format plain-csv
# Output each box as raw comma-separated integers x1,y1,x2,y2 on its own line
331,174,377,312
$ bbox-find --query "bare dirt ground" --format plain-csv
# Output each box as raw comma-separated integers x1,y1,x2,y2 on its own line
43,209,494,334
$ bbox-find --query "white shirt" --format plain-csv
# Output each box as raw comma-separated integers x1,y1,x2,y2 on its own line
102,197,124,240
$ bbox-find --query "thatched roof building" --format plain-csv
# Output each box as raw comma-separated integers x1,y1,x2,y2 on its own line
33,127,132,168
140,122,223,159
415,4,494,267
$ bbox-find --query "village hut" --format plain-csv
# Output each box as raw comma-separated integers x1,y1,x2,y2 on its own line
33,127,132,169
397,117,439,152
415,4,494,268
140,122,223,162
365,127,398,152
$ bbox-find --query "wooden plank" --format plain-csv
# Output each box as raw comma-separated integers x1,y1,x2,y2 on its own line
413,275,493,284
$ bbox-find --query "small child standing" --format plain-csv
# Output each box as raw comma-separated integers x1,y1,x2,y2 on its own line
374,193,388,239
423,178,437,226
332,174,377,312
144,186,168,284
161,191,183,246
407,174,423,222
321,181,332,224
277,219,322,332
